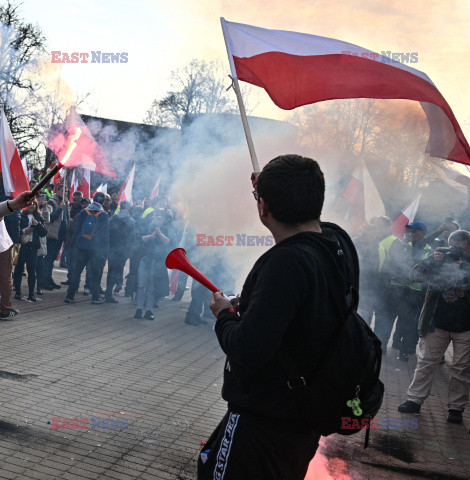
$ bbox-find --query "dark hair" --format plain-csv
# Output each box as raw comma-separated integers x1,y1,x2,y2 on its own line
93,192,106,204
72,190,83,198
120,201,131,210
257,154,325,223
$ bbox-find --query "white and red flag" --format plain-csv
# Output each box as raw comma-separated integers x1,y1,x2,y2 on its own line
150,177,161,200
77,169,90,198
0,107,29,198
69,170,78,202
391,195,421,238
48,107,116,177
221,19,470,166
342,161,386,233
118,164,135,205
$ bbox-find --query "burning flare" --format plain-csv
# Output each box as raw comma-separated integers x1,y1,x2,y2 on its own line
59,126,83,166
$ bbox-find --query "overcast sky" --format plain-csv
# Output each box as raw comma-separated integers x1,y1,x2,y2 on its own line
21,0,470,136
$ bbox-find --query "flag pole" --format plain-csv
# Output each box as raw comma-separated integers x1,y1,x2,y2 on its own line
231,77,260,173
221,17,260,173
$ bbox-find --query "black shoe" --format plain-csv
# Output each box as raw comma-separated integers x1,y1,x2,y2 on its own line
59,263,67,269
64,296,75,304
105,296,119,304
0,308,19,319
61,281,70,285
185,315,208,326
36,289,43,295
42,284,54,291
14,293,22,300
50,280,61,289
398,400,421,414
27,295,37,302
91,297,105,305
134,309,143,319
447,410,463,424
144,310,154,320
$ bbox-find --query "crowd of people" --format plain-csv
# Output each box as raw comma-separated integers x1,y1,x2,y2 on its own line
0,179,199,322
354,215,470,425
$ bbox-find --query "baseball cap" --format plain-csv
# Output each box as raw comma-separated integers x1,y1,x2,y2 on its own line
405,221,427,233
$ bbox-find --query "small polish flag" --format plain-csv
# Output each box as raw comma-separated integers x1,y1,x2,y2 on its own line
69,170,78,202
77,169,90,198
391,195,421,238
342,161,386,233
0,107,29,198
118,165,135,205
150,177,161,200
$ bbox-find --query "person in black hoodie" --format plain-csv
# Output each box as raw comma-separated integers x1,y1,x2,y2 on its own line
199,155,359,480
13,200,47,302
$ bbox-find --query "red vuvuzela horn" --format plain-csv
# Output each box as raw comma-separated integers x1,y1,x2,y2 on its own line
166,248,221,293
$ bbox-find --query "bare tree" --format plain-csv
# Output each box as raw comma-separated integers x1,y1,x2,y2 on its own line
144,59,256,128
0,1,46,164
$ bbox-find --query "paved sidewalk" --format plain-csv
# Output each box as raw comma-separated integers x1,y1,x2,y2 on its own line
1,270,469,479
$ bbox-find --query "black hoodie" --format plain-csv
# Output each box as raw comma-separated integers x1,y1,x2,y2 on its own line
214,222,359,421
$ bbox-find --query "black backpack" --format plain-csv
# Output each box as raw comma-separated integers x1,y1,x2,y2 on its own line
282,239,384,446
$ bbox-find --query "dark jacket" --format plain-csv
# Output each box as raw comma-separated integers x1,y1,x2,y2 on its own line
109,212,135,257
214,223,359,421
0,182,20,243
73,203,109,256
19,211,47,249
411,255,470,336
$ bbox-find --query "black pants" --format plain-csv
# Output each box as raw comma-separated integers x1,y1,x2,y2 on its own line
374,285,424,354
13,243,38,297
106,253,128,298
186,279,211,322
67,248,102,300
198,410,320,480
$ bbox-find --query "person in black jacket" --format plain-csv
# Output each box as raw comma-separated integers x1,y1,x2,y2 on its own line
65,192,109,304
105,201,135,303
199,155,359,480
13,200,47,302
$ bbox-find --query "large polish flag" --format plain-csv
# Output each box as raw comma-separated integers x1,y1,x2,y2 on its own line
432,161,470,206
0,107,29,198
77,169,90,198
391,195,421,238
118,165,135,205
342,161,386,233
221,19,470,166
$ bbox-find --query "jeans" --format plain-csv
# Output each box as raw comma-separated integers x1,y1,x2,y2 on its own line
43,238,62,286
106,253,128,298
67,248,102,300
136,255,156,311
13,243,38,297
36,255,45,292
0,246,13,314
